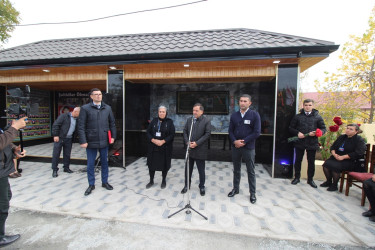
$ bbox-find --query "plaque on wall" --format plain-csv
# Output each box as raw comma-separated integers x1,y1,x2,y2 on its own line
177,91,229,114
6,87,51,141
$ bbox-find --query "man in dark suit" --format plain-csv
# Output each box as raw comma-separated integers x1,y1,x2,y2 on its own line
181,103,211,196
362,174,375,222
228,94,261,204
78,88,116,196
51,107,80,177
288,99,326,188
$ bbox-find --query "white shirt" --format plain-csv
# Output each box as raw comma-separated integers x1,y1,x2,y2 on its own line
240,108,249,118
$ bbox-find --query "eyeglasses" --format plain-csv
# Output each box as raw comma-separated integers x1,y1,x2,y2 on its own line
91,93,102,96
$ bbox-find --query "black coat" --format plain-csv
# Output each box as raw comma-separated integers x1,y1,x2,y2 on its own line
146,118,175,171
289,108,326,150
323,134,366,172
52,113,78,138
0,127,17,178
330,134,366,160
78,102,116,149
183,115,211,160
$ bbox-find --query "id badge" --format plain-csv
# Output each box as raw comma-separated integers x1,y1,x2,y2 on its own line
338,147,344,152
244,120,251,125
156,132,161,137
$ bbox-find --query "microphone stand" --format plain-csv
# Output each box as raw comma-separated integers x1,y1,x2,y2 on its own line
168,117,207,220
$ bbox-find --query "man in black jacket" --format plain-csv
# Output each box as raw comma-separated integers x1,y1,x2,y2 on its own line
289,99,326,188
51,107,80,177
181,103,211,196
362,174,375,222
0,117,27,247
78,88,116,196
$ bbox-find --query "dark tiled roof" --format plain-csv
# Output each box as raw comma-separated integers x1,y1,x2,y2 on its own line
0,28,338,66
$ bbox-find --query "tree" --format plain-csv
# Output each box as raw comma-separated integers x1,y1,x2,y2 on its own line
0,0,20,46
314,6,375,124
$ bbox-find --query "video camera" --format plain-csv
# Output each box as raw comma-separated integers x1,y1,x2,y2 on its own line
5,85,39,117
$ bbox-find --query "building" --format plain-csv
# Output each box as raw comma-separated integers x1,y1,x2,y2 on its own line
301,91,372,123
0,28,339,178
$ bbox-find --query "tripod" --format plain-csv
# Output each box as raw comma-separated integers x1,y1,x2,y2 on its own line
168,117,207,220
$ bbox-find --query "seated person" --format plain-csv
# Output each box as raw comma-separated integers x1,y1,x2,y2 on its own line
362,174,375,222
321,124,366,191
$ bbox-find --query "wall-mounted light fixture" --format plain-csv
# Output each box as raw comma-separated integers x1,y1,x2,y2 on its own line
183,64,190,68
109,66,117,70
273,60,280,64
42,69,50,72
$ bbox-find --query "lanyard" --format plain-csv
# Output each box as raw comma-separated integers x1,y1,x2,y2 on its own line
157,120,161,132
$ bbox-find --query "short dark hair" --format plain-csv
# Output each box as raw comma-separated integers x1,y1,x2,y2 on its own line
89,88,101,95
240,94,251,102
347,123,362,134
303,99,314,104
193,103,204,111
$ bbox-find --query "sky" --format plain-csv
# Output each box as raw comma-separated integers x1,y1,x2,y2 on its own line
2,0,375,92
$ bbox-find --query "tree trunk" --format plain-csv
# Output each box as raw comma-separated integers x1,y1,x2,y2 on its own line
368,53,375,123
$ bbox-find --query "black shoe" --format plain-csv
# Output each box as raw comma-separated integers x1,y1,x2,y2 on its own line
362,210,374,217
146,181,154,189
291,178,300,185
102,183,113,190
200,187,205,196
307,180,317,188
250,193,257,204
181,186,188,194
370,216,375,222
84,185,95,196
52,170,58,178
228,189,239,197
320,181,332,187
161,180,166,189
63,168,73,173
0,234,20,247
327,184,338,192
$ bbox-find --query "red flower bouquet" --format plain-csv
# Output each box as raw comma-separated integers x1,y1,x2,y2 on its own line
329,125,339,132
319,117,345,160
333,116,343,126
288,128,323,143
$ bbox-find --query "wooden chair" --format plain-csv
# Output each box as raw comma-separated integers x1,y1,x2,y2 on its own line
345,144,375,206
339,143,371,192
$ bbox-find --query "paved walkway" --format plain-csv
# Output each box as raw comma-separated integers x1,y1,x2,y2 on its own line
7,157,375,249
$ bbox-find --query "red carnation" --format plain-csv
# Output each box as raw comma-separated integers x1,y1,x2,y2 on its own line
333,117,343,126
329,125,339,132
315,128,323,137
357,123,361,127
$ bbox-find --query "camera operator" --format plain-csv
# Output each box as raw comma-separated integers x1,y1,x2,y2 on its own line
0,117,27,247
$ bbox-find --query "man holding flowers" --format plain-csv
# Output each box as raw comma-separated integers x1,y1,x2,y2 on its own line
289,99,326,188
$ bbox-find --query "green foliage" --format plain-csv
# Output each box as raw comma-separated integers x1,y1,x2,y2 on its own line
319,124,344,160
0,0,20,45
319,118,368,160
314,6,375,123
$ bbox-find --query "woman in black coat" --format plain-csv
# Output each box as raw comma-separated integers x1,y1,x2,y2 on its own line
146,106,175,189
321,124,366,191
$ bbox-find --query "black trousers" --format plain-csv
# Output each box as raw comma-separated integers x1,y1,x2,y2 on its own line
184,157,205,188
0,176,11,237
364,178,375,212
51,138,73,170
294,148,316,180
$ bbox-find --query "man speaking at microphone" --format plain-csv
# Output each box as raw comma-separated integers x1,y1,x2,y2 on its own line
181,103,211,196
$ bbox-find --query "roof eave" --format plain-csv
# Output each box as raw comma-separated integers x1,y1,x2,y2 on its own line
0,45,339,70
